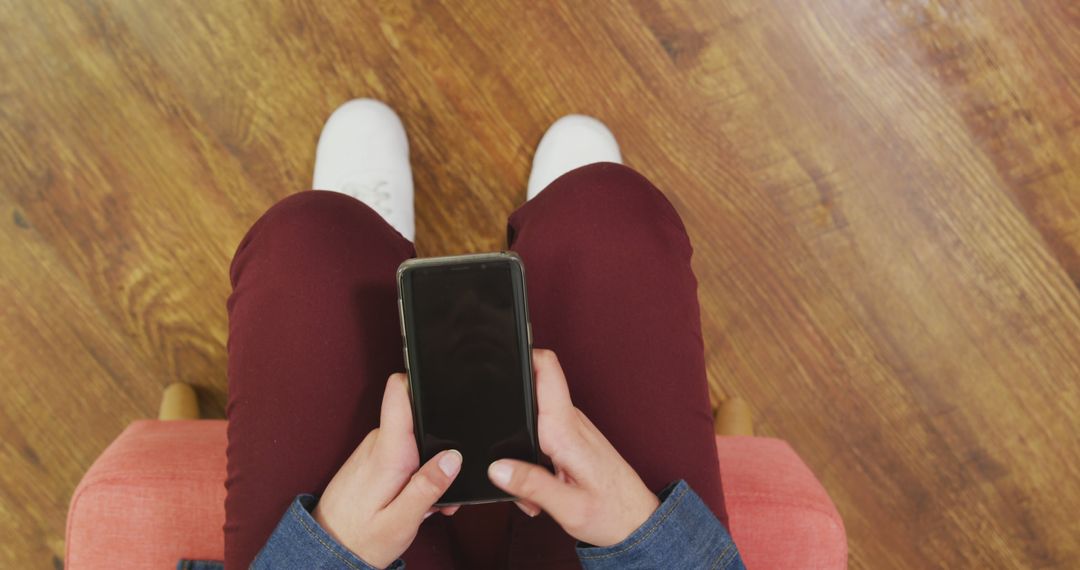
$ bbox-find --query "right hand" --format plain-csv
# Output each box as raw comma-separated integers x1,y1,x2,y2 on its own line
486,349,661,547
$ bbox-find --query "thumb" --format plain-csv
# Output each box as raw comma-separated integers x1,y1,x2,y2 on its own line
488,460,584,522
384,450,463,525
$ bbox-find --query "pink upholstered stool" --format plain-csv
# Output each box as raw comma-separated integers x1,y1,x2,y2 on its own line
66,387,846,569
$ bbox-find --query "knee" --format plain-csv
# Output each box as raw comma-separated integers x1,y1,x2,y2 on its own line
512,163,690,253
259,190,375,237
230,191,411,284
547,163,684,229
257,190,405,247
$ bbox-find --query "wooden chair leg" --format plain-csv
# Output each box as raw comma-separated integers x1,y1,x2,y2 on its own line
714,397,753,436
159,382,200,420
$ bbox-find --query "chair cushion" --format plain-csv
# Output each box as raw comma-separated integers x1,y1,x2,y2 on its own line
66,420,227,569
717,436,847,569
66,422,846,568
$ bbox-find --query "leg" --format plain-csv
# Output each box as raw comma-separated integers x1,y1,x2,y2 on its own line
506,163,727,567
159,382,199,420
715,397,754,436
224,191,454,568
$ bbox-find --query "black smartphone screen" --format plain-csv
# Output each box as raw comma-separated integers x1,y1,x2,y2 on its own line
401,257,537,504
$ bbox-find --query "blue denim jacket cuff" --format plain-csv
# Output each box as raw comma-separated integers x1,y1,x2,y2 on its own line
575,480,744,569
251,494,403,570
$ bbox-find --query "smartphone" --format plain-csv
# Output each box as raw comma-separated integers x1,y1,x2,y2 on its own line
396,252,540,505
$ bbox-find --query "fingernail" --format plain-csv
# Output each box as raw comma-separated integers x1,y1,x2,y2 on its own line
517,501,539,517
423,510,434,519
488,461,512,486
439,450,463,477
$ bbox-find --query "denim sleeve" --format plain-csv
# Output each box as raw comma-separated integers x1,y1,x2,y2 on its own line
251,494,403,570
576,481,745,570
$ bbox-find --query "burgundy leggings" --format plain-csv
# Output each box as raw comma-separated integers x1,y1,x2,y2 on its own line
225,163,726,569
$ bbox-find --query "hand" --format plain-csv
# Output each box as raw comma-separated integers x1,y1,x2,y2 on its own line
486,349,660,547
313,373,462,569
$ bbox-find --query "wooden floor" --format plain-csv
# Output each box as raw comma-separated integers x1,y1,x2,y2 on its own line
2,0,1079,567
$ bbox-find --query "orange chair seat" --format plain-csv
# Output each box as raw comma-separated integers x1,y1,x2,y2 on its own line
66,420,846,568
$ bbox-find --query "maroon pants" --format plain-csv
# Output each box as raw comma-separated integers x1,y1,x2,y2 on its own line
225,163,726,569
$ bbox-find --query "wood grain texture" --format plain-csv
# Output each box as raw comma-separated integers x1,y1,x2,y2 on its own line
2,0,1078,567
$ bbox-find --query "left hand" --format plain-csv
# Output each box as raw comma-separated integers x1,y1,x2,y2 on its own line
313,373,462,569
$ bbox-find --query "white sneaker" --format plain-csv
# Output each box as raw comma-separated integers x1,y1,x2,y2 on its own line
526,114,622,200
313,99,415,241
